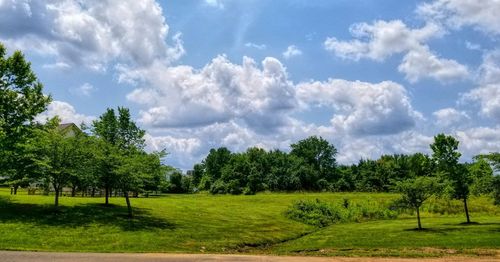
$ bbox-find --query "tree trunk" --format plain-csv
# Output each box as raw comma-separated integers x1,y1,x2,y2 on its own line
91,188,95,197
105,187,109,205
124,191,133,218
71,186,76,197
13,185,18,195
463,197,471,223
416,207,422,230
54,187,60,207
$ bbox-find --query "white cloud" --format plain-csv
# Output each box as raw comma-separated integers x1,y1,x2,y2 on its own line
455,126,500,159
70,83,96,97
245,42,266,50
0,0,182,70
324,19,468,83
462,50,500,122
296,79,421,136
35,101,95,125
417,0,500,36
432,108,469,128
324,20,443,61
282,45,303,59
125,55,297,133
398,46,469,83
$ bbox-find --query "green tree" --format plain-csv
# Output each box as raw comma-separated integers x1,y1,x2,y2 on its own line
27,118,87,206
468,158,494,196
290,136,337,189
395,176,441,230
203,147,232,185
115,150,165,217
92,107,145,205
430,134,472,223
0,43,51,183
475,153,500,205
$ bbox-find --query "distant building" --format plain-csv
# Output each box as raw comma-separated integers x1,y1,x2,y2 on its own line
57,123,81,137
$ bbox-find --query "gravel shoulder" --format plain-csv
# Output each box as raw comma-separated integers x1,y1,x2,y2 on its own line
1,251,499,262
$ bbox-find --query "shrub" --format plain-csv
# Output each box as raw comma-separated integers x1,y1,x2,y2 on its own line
284,199,397,227
209,179,227,194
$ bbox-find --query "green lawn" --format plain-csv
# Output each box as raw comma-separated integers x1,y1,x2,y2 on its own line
0,187,498,257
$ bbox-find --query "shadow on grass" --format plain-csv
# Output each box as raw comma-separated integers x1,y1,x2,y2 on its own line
0,196,175,231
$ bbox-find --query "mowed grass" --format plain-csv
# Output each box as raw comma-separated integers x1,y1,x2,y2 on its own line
0,187,499,257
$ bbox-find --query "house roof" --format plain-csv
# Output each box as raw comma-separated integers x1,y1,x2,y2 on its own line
57,123,82,136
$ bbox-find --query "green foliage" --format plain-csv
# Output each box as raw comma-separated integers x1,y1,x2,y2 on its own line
395,177,441,210
468,159,494,196
0,43,51,182
430,133,461,173
290,136,337,188
395,176,442,229
285,199,398,227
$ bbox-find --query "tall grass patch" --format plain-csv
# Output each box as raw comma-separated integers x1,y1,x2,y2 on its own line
284,198,398,227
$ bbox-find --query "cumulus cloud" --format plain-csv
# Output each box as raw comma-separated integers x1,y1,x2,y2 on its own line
125,55,297,133
324,19,469,83
296,79,421,136
324,20,442,61
282,45,302,59
0,0,182,70
462,50,500,122
417,0,500,36
398,46,469,83
455,126,500,158
432,108,470,128
35,101,95,125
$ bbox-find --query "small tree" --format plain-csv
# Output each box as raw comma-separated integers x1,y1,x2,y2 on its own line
27,118,87,206
395,176,441,230
115,150,165,217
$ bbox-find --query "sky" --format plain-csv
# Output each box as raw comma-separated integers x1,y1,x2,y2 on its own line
1,0,499,170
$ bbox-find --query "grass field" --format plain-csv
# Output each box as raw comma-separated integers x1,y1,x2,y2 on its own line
0,187,499,257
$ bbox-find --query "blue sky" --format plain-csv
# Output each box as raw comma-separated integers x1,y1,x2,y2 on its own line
1,0,499,169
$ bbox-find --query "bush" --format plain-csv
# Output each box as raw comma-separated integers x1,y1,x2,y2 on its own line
284,199,397,227
210,179,227,194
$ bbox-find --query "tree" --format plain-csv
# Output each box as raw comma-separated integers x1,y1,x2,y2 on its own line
395,177,441,230
430,134,473,223
92,107,145,205
468,158,494,196
430,134,460,173
203,147,232,186
475,153,500,205
0,43,51,183
27,118,87,206
115,150,165,217
290,136,337,189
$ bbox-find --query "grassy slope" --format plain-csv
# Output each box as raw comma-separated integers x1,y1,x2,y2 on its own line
0,188,498,257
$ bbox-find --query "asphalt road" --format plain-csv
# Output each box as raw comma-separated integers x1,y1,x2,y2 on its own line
0,252,499,262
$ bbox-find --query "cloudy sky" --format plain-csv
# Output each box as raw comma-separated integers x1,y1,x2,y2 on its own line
1,0,499,169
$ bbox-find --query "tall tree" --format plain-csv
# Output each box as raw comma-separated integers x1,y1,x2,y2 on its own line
92,107,146,205
430,134,472,223
290,136,337,189
0,43,51,182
